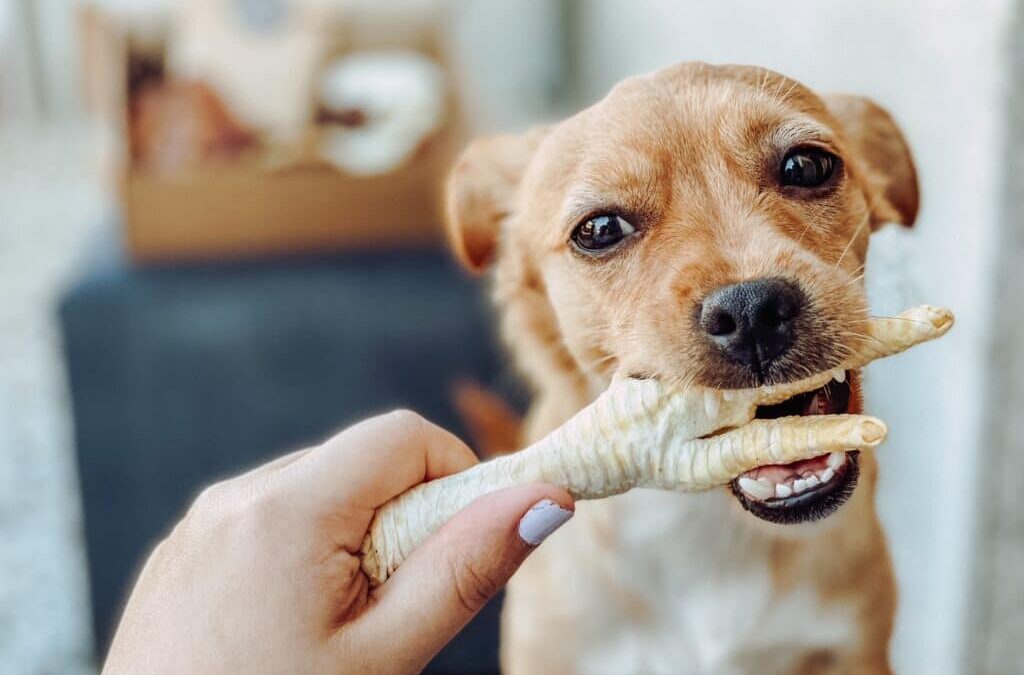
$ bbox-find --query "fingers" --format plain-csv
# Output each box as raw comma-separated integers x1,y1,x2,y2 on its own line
234,447,313,483
349,484,574,674
275,410,479,522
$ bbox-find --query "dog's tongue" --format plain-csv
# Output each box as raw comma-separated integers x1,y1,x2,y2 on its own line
736,376,854,498
746,386,843,481
742,454,831,483
735,450,849,501
754,376,851,420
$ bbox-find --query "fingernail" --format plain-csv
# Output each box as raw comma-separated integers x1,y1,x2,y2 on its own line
518,499,573,546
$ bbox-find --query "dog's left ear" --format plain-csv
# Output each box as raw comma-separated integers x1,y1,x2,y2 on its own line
445,127,549,273
824,94,919,228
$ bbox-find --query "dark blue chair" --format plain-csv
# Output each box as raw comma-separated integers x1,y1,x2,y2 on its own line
60,237,519,674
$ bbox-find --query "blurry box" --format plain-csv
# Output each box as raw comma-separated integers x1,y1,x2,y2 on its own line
79,2,457,263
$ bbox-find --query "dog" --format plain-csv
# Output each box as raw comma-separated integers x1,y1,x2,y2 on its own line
445,62,917,674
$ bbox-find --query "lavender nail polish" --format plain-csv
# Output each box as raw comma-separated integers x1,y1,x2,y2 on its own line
518,499,573,546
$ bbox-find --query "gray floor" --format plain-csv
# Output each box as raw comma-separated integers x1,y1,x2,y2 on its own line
0,124,103,675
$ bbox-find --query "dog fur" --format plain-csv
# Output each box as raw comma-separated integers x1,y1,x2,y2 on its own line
446,62,917,675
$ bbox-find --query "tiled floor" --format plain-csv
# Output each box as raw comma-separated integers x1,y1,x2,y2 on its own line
0,124,106,675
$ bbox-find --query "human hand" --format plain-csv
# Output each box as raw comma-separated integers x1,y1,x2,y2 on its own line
102,411,574,675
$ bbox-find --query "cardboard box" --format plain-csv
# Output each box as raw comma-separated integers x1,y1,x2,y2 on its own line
119,142,449,262
80,2,457,264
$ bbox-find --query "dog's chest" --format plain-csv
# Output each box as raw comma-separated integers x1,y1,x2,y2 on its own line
569,489,858,675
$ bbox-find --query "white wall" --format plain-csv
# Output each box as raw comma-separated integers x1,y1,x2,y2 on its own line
30,0,80,119
0,0,40,122
450,0,565,132
576,2,1008,673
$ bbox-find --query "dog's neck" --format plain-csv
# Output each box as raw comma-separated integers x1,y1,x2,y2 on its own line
519,348,606,442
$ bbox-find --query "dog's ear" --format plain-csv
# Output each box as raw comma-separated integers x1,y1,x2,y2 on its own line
824,94,919,228
445,127,548,272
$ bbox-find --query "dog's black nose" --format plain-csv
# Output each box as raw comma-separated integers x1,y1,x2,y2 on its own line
699,278,804,371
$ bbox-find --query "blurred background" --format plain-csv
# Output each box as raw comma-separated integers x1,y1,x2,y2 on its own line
0,0,1019,673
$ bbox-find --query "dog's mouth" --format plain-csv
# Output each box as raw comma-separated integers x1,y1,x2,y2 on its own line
730,371,861,525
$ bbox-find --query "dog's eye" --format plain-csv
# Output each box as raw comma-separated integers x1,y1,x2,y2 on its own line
571,215,636,252
780,149,838,188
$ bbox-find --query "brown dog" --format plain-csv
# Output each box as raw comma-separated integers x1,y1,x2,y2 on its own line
446,63,917,674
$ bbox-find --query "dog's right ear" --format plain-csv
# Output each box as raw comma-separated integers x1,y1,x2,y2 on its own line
823,94,919,229
445,127,548,272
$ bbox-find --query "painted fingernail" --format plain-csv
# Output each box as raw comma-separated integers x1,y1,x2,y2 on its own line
518,499,573,546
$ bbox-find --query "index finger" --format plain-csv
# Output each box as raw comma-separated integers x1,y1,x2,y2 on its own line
278,410,479,520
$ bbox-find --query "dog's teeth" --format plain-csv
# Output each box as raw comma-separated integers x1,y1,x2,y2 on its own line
775,483,793,498
793,478,808,493
821,467,835,483
722,390,734,401
827,451,845,471
738,476,773,500
704,390,721,418
805,475,820,489
763,384,775,394
832,369,847,383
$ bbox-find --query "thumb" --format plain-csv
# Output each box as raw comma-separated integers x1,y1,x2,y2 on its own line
354,484,574,673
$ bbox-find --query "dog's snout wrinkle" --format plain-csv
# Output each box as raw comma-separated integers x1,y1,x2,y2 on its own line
699,278,804,373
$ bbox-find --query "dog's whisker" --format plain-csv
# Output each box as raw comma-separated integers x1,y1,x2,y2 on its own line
869,316,932,325
794,218,817,248
834,214,871,269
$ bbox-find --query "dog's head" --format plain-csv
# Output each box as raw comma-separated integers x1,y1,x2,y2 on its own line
446,63,918,525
